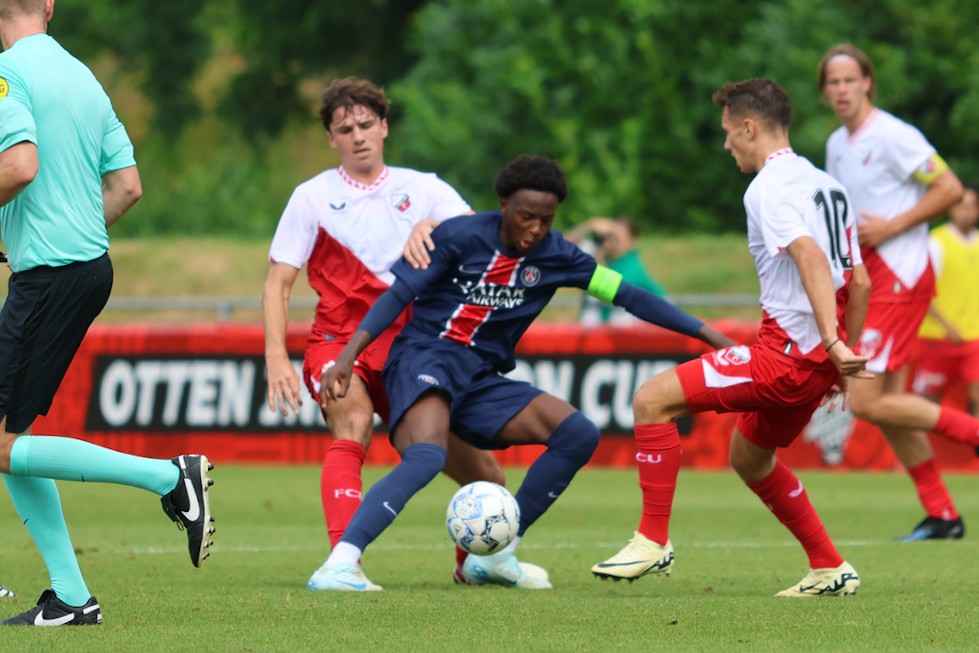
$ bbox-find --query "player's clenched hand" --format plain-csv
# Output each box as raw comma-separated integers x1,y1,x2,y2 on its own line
404,218,439,270
320,359,354,406
856,211,895,249
827,341,874,380
266,356,303,417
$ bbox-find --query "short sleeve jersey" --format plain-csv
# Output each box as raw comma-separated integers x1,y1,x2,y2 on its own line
744,151,861,355
0,34,135,271
825,109,935,297
268,165,471,342
390,212,597,373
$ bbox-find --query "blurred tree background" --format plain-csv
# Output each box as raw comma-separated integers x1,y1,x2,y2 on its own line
50,0,979,237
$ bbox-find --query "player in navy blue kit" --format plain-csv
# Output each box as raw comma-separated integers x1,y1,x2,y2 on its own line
309,155,734,591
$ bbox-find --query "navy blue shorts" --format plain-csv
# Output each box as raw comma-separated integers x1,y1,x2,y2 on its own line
383,338,543,449
0,253,112,433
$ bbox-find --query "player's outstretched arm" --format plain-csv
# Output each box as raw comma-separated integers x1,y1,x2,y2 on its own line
588,265,735,349
696,323,737,350
320,279,415,404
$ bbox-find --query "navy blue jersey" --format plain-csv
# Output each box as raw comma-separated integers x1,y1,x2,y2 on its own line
390,211,596,372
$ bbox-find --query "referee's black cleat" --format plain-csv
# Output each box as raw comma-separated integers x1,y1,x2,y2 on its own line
0,590,101,626
161,454,215,567
897,515,965,541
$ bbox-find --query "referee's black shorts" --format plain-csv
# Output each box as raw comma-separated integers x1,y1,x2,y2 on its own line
0,253,112,433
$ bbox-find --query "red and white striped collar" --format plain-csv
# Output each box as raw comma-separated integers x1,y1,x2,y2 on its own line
763,147,794,166
337,165,390,192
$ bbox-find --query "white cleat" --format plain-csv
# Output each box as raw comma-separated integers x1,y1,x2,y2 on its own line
776,561,860,597
592,532,674,581
307,562,383,592
461,552,552,589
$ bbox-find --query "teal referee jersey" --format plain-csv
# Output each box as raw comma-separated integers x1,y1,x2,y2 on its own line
0,33,135,272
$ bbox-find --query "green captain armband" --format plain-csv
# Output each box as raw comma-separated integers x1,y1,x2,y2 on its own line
587,265,623,303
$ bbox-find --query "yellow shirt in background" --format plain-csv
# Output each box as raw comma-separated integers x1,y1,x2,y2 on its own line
918,224,979,340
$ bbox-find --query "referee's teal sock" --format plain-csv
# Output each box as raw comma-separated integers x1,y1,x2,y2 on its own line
2,473,92,607
9,435,179,496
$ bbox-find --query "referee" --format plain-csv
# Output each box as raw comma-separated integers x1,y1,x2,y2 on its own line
0,0,214,627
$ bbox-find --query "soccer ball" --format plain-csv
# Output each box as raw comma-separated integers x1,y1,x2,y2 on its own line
446,481,520,555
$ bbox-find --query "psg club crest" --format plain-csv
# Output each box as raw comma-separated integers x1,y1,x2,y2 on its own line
520,266,541,287
391,194,411,212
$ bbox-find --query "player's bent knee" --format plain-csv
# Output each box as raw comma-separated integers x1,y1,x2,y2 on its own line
326,407,376,445
633,377,674,422
846,398,881,424
402,442,448,474
547,412,600,465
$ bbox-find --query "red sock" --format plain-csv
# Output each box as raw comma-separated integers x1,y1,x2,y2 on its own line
321,439,367,548
635,423,682,545
747,461,842,569
935,406,979,446
455,546,468,569
908,459,958,521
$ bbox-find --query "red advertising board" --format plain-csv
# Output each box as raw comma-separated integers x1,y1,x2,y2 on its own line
31,322,979,471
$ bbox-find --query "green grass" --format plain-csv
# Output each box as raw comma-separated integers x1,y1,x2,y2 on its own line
1,467,977,651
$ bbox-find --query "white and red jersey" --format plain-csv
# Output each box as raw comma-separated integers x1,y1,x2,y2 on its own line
744,150,861,358
269,165,471,343
826,109,936,300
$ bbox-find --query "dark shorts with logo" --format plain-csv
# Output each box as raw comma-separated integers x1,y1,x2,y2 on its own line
383,337,542,448
0,253,112,433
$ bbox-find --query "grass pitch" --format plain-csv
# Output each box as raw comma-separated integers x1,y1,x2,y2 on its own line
1,466,977,652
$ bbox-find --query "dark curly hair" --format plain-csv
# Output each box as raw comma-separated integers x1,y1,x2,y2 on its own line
319,77,391,132
493,155,568,202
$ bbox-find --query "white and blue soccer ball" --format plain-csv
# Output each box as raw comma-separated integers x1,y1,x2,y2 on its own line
446,481,520,555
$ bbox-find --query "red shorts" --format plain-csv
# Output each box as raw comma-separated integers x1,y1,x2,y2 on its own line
303,335,395,422
912,338,979,396
675,344,838,449
858,297,930,374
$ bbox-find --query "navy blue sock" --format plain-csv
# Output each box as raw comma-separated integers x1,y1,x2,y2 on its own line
515,412,599,535
341,443,447,551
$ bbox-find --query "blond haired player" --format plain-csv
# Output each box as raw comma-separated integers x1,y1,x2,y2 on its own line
820,43,979,541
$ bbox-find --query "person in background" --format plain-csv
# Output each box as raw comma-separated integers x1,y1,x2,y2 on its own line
0,0,214,627
819,43,979,541
566,216,666,325
912,187,979,430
